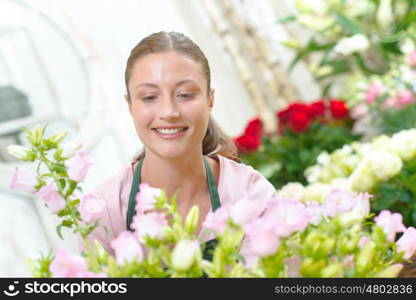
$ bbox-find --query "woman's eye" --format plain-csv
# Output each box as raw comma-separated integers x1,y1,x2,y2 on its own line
141,95,157,101
177,93,193,99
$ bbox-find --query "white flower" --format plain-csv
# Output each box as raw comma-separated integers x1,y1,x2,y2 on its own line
302,183,332,204
349,161,376,192
277,183,305,202
305,165,322,184
367,151,403,181
376,0,394,30
317,152,331,165
334,34,370,56
171,239,201,272
7,145,31,160
389,129,416,161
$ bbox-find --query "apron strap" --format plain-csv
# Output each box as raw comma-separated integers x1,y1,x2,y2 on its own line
127,156,221,231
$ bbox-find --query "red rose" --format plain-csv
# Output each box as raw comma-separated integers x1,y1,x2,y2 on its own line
308,101,326,119
330,100,349,119
289,111,310,132
244,118,263,138
234,135,261,152
277,109,291,124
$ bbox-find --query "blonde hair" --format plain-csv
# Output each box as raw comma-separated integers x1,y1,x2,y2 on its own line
125,31,240,162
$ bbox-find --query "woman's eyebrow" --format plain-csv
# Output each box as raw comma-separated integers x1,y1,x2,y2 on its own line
175,79,198,87
135,80,198,91
135,83,158,90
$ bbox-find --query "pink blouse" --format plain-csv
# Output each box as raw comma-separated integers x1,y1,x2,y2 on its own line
78,155,278,256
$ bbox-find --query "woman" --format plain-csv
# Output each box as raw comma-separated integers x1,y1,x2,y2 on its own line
78,31,277,260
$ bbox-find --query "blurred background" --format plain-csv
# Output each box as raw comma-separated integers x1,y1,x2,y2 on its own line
0,0,414,276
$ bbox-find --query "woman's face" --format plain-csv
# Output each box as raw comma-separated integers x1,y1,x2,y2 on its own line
126,51,214,159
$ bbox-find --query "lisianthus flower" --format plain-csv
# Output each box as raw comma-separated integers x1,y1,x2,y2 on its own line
243,218,280,257
50,249,94,277
67,150,92,182
263,198,311,237
397,227,416,259
375,210,406,242
10,168,37,193
110,231,144,265
36,182,66,213
79,193,106,223
202,205,230,235
135,183,162,214
131,212,167,242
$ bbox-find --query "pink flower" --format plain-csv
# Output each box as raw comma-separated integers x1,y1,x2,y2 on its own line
397,227,416,259
375,210,406,242
381,97,400,110
408,50,416,67
305,201,325,225
351,103,369,119
244,218,280,257
135,183,162,214
365,83,382,103
397,90,414,106
263,198,311,237
131,212,167,242
36,182,66,213
79,194,106,223
324,189,356,218
10,168,37,193
67,150,92,182
110,231,144,265
202,205,230,235
229,195,265,226
50,249,91,277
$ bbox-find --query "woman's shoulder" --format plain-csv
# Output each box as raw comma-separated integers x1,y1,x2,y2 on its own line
92,164,132,195
217,154,277,204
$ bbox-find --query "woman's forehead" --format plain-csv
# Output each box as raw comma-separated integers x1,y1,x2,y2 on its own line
129,52,206,87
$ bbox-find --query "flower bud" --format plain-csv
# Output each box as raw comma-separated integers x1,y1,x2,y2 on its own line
171,239,200,272
376,0,394,30
213,247,224,275
50,130,68,144
321,263,343,277
221,229,244,251
31,125,44,146
355,241,376,274
7,145,32,160
184,206,199,234
300,258,326,277
93,239,109,263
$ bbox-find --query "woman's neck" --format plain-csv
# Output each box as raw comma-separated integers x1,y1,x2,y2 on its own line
140,150,208,206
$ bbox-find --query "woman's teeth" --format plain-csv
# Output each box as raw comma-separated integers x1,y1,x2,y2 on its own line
155,128,186,134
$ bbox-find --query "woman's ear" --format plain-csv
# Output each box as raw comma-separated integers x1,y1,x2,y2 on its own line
208,88,215,111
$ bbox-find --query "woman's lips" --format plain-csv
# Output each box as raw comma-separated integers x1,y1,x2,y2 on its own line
152,128,188,139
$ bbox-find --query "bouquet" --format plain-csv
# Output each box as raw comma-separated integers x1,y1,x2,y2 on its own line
7,125,416,278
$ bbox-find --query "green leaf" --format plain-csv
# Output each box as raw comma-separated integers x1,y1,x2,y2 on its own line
277,15,296,24
56,224,64,240
288,37,334,71
333,12,363,34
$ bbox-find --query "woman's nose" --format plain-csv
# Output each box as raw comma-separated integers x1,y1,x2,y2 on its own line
158,95,180,120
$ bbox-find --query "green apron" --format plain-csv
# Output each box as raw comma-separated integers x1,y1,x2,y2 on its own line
126,156,220,261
